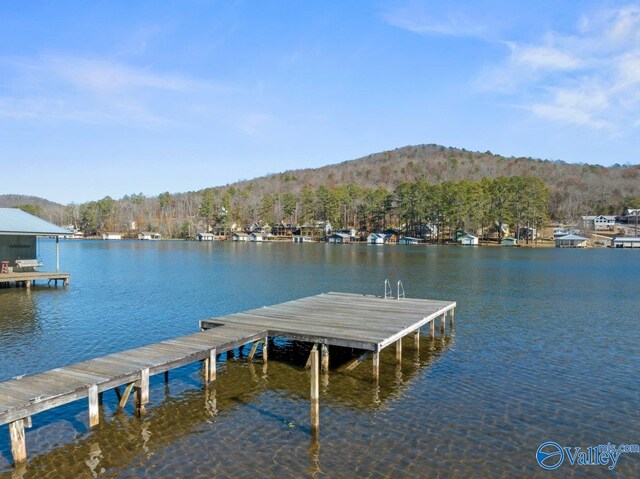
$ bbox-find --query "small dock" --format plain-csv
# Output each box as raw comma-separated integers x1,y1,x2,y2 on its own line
0,291,455,466
0,272,70,288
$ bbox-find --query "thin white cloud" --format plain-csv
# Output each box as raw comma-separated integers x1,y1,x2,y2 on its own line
478,5,640,132
0,54,249,130
382,1,494,39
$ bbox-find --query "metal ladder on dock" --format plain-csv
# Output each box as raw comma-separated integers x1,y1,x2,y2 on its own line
384,279,405,299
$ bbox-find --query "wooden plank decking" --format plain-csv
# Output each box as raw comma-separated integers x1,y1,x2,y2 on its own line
201,292,456,352
0,291,455,466
0,271,70,287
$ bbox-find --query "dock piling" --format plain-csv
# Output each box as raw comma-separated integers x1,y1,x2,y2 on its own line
134,368,149,416
310,348,319,436
430,320,435,339
88,385,99,427
9,419,26,465
450,308,455,328
321,344,329,374
414,329,420,350
396,338,402,364
372,351,380,380
263,336,268,362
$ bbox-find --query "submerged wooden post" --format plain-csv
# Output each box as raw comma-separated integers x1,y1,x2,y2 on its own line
321,344,329,374
450,308,455,328
88,384,100,427
134,368,149,416
310,348,319,436
372,351,380,380
9,419,26,465
247,340,260,361
208,348,217,382
263,336,268,362
440,312,446,334
430,319,435,339
414,329,420,350
396,338,402,364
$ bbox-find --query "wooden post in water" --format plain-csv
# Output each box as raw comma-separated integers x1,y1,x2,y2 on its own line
310,348,319,436
450,308,455,328
208,348,217,382
164,371,169,383
88,384,99,427
430,319,435,339
396,338,402,364
372,351,380,380
414,329,420,350
263,336,268,363
440,312,446,335
321,344,329,374
9,419,26,465
134,368,149,416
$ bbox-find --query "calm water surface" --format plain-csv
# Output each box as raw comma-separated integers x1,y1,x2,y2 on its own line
0,240,638,478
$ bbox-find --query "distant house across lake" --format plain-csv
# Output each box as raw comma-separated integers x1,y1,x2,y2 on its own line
398,237,421,245
328,233,350,244
459,234,478,246
501,237,518,246
197,233,215,241
367,233,391,244
232,232,250,242
582,215,616,231
101,233,122,240
138,232,161,240
292,235,313,243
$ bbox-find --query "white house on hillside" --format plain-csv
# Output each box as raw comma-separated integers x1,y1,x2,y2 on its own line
582,215,616,231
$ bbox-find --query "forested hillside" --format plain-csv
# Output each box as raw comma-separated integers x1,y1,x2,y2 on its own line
3,144,639,238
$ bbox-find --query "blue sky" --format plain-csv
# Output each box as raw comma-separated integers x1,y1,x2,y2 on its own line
2,1,639,203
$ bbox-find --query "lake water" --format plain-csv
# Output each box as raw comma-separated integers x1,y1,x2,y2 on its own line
0,240,638,478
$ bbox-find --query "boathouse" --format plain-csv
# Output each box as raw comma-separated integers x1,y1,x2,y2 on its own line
0,208,71,287
398,236,421,245
501,237,518,246
459,234,479,246
292,235,312,243
138,232,161,240
611,237,640,248
328,233,350,244
555,234,587,248
101,232,122,240
232,232,250,242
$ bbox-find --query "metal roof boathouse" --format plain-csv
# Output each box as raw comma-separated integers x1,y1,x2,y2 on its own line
0,208,71,288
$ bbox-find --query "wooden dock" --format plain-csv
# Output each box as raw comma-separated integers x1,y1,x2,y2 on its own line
0,291,455,466
0,271,70,288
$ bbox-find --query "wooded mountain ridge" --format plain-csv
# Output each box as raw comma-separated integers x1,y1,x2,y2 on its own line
2,144,639,234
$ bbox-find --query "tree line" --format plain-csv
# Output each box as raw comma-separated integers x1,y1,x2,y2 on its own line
60,175,550,241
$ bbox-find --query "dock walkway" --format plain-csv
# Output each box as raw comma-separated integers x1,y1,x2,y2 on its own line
0,271,70,288
0,292,455,466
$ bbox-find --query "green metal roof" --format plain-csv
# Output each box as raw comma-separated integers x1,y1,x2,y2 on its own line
0,208,71,236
